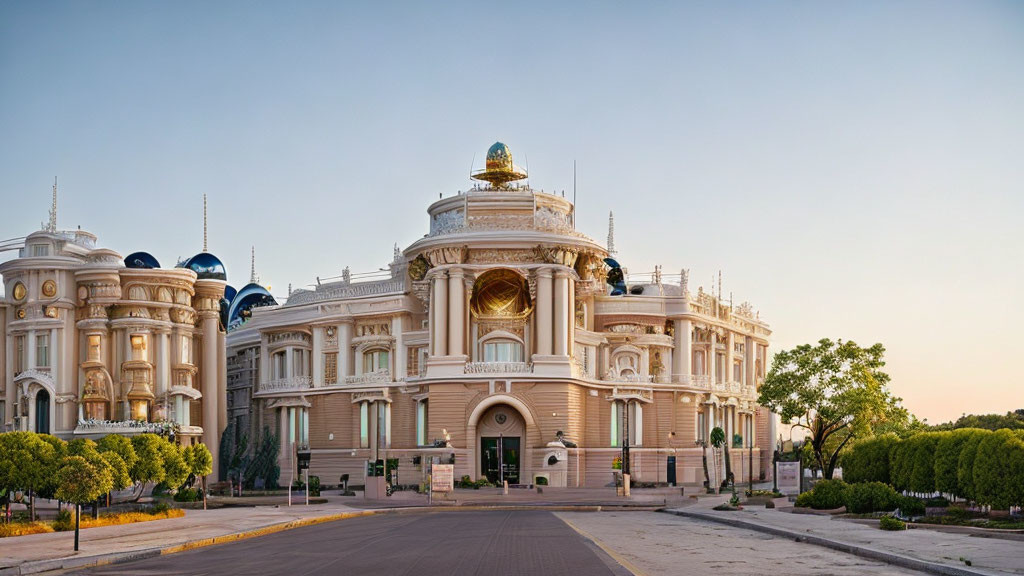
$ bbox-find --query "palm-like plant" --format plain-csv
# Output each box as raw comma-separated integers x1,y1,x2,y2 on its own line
695,439,711,492
710,427,726,493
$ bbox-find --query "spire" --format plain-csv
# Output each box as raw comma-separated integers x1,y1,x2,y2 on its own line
250,246,258,284
202,194,208,252
607,211,617,256
47,177,58,232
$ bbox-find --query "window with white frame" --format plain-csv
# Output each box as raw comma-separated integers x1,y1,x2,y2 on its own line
363,348,389,373
482,339,523,363
31,244,49,257
15,336,25,373
272,351,287,379
35,334,50,368
697,409,707,443
610,400,643,446
416,399,428,446
359,402,369,448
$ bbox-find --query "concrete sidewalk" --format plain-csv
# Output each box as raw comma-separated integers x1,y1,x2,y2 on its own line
666,498,1023,576
0,498,371,576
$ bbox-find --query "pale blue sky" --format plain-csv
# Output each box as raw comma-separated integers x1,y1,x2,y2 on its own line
2,2,1022,423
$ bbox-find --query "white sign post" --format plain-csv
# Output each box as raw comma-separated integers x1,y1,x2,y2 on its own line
431,464,454,498
776,461,801,495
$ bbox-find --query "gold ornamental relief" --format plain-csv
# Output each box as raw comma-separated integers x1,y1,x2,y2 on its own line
41,280,57,298
12,282,27,301
470,269,532,319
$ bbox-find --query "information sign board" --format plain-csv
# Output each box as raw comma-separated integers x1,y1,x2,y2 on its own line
431,464,454,493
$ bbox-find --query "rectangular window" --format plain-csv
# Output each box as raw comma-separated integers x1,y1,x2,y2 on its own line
273,351,286,379
407,347,420,377
36,334,50,368
733,362,742,383
15,336,25,373
416,400,428,446
181,336,191,364
697,409,707,442
31,245,49,257
359,402,369,448
482,341,523,362
324,352,338,385
632,402,643,446
363,350,389,373
377,402,390,448
610,402,619,447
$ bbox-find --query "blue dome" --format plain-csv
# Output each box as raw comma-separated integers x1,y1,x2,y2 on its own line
224,285,238,303
228,283,277,329
124,252,160,269
181,252,227,281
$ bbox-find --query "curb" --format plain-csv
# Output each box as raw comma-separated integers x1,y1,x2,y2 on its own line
661,509,1001,576
2,505,612,575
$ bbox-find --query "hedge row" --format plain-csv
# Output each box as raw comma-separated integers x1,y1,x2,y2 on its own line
842,428,1024,509
795,479,917,514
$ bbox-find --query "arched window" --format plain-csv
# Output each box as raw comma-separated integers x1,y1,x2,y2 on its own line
479,331,525,363
363,348,390,373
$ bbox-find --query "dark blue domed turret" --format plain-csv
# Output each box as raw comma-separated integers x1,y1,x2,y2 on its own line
228,283,277,329
181,252,227,281
224,285,237,303
124,252,161,269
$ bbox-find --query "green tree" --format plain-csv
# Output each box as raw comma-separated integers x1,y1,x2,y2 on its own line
55,455,113,552
159,440,190,491
933,429,976,497
842,434,899,484
973,429,1024,510
101,452,132,491
908,432,941,494
34,434,68,502
758,339,910,480
695,439,712,492
97,434,139,473
710,426,726,492
931,410,1024,431
129,434,166,500
956,429,988,502
3,432,56,519
185,444,214,509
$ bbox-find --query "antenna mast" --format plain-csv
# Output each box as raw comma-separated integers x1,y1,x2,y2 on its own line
203,194,208,252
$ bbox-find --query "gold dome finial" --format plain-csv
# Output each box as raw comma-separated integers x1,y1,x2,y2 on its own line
471,141,527,188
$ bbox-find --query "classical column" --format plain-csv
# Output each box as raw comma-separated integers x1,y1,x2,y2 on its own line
640,347,650,378
535,268,553,356
392,315,406,379
200,309,219,476
708,331,717,385
259,333,270,386
312,327,323,386
447,268,464,357
726,332,735,384
744,337,755,387
433,273,448,356
337,321,353,381
50,328,58,390
217,329,226,434
154,331,169,396
673,319,692,382
553,269,569,356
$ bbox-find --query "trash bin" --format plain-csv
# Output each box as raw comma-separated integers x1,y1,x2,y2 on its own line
666,456,677,486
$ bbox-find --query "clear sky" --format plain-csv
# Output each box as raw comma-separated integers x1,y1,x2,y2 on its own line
1,2,1021,424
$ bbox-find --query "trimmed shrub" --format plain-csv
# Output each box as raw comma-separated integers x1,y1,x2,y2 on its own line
879,516,906,530
973,429,1024,510
844,482,900,513
173,488,201,502
956,430,988,502
898,496,925,516
909,433,941,494
843,435,899,485
53,508,74,532
795,479,848,510
934,429,976,496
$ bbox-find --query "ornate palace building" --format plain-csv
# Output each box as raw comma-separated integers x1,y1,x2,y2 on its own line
1,189,230,479
227,143,773,488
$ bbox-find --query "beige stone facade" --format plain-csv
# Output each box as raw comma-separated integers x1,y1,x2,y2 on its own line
227,143,773,488
1,209,229,479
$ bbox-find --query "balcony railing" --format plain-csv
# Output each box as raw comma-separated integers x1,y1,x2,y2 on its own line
464,362,533,374
261,376,312,393
344,370,392,385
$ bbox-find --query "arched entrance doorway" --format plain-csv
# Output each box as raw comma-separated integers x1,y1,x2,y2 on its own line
477,404,524,484
35,389,50,434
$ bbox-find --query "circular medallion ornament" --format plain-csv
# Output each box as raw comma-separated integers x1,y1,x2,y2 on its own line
495,412,508,425
12,282,26,301
42,280,57,297
16,309,26,319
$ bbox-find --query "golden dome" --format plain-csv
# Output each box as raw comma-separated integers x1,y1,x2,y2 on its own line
472,141,527,188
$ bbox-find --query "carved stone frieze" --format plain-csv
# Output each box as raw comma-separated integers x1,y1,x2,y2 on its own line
534,245,579,267
467,249,536,265
425,246,467,266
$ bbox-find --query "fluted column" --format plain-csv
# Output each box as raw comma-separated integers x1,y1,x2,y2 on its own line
432,273,448,356
553,269,570,356
535,268,553,355
744,337,755,387
200,312,219,475
447,268,464,356
217,329,226,434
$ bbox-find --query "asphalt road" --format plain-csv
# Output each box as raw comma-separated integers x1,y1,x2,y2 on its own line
72,510,630,576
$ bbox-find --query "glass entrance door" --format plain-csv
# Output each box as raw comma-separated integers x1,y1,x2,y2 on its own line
481,436,520,484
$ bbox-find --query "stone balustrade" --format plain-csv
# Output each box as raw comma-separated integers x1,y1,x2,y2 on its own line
260,375,312,392
344,370,392,385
